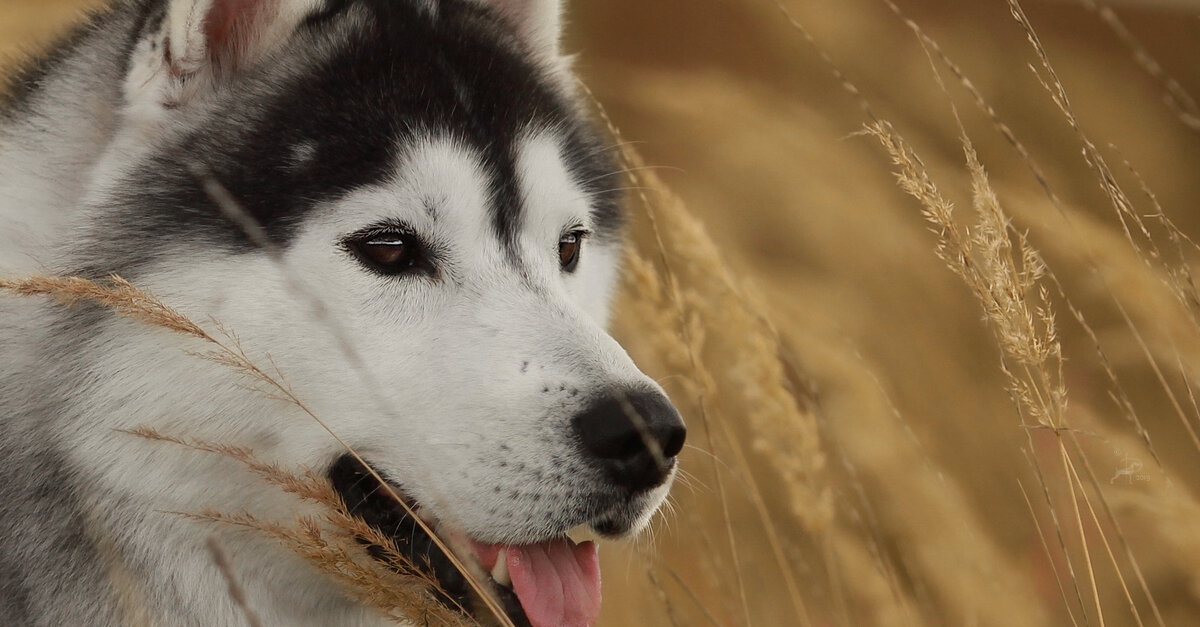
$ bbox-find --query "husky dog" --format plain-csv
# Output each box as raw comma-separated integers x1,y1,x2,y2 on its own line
0,1,686,625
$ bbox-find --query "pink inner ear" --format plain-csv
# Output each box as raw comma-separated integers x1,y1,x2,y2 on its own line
204,0,274,70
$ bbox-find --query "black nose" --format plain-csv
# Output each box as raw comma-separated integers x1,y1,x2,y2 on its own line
572,391,687,492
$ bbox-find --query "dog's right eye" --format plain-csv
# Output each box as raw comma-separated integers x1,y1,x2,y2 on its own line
345,229,432,276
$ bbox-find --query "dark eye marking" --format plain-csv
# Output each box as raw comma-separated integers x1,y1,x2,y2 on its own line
342,224,435,277
559,229,588,273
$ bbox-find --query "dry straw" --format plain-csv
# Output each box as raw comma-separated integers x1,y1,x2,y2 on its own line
597,0,1200,625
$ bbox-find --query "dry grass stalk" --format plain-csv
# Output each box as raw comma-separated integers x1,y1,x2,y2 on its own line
1024,446,1093,624
127,427,472,627
0,275,207,338
1060,442,1148,627
748,9,1055,624
656,561,725,627
1008,0,1200,361
865,113,1167,626
644,568,686,627
876,120,1064,622
1018,478,1082,627
866,119,1108,624
879,0,1174,470
600,3,1196,626
865,121,1065,426
579,87,759,627
879,8,1182,620
878,0,1063,208
184,510,463,626
767,0,880,123
883,20,1200,567
206,537,265,627
873,8,1198,547
120,428,343,512
622,248,835,620
1060,424,1168,627
582,75,852,623
611,172,833,626
1116,153,1200,314
1075,0,1200,132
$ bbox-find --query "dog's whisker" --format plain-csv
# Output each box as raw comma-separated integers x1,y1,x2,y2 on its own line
577,164,687,186
681,443,727,470
570,186,659,204
574,139,646,161
672,469,707,494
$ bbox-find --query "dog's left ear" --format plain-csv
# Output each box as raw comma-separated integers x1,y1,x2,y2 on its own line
484,0,563,58
164,0,326,83
124,0,323,113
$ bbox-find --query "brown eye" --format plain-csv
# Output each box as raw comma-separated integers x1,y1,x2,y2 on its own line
559,231,583,272
362,237,407,264
346,229,431,276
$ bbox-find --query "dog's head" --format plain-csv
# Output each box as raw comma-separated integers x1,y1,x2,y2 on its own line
85,0,684,623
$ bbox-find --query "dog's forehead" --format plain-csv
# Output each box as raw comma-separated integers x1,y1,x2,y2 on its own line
279,0,624,249
513,131,593,236
317,136,497,247
86,0,624,279
319,131,593,259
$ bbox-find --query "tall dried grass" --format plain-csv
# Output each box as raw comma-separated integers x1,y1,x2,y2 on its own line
576,0,1200,626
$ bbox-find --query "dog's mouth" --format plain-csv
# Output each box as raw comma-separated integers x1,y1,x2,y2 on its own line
328,455,606,627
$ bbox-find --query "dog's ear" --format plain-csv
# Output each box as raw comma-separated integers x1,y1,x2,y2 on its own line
164,0,325,82
127,0,322,110
484,0,563,58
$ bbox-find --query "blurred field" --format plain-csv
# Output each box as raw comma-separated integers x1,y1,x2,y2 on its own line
7,1,1200,625
573,2,1200,625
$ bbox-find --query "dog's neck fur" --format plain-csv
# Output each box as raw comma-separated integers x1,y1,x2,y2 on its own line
0,5,131,275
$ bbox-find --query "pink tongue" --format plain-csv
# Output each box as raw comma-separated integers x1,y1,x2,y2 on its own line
505,539,601,627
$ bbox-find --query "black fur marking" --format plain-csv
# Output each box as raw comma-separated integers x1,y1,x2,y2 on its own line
328,454,532,626
301,0,359,29
88,0,621,277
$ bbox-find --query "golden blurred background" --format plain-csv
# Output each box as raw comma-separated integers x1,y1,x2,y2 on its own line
6,1,1200,625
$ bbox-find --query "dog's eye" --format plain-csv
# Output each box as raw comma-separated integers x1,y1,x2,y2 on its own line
346,230,431,276
559,231,584,272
